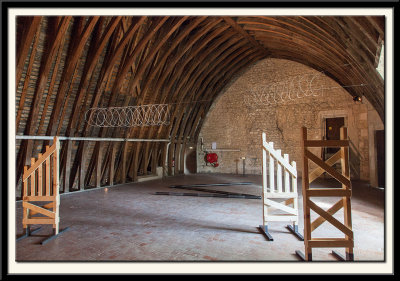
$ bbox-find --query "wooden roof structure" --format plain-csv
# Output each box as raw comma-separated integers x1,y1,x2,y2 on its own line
15,16,385,197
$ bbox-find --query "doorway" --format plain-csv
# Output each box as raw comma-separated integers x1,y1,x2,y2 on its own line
375,130,385,188
324,117,345,157
185,149,197,174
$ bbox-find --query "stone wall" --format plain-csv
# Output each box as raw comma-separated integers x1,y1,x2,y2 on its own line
197,58,383,182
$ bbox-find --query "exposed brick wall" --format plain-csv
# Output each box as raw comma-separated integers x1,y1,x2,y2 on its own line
197,58,382,181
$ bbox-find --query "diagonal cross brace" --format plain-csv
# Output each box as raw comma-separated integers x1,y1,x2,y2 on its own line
264,198,298,216
307,199,353,238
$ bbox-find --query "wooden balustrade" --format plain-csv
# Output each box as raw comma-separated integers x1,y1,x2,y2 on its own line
259,132,303,241
18,137,69,245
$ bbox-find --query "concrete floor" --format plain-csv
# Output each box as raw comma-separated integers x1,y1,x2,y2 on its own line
15,173,385,262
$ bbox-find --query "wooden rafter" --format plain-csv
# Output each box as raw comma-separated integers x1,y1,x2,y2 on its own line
14,15,385,195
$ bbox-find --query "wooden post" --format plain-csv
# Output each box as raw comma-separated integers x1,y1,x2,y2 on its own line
78,143,86,191
54,137,60,234
269,142,275,192
30,158,36,196
109,143,115,186
45,154,50,196
301,127,312,261
284,154,290,193
277,150,282,193
262,133,267,229
37,154,43,196
121,141,128,183
96,142,102,188
341,127,354,260
63,141,72,193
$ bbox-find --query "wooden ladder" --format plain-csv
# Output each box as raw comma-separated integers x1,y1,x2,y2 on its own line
296,127,354,261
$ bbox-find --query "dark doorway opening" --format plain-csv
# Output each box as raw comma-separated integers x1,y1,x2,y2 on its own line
324,117,345,156
376,130,385,188
185,149,197,174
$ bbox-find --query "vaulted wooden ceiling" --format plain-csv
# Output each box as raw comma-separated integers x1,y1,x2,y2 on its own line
15,15,384,196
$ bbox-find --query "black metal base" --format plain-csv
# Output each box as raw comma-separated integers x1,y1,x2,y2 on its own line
286,224,304,241
295,250,308,261
169,182,253,188
40,227,70,245
295,250,354,261
259,225,274,241
331,250,354,261
16,226,42,241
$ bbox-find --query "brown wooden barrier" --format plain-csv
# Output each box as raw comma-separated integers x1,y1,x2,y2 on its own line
296,127,354,261
18,137,69,245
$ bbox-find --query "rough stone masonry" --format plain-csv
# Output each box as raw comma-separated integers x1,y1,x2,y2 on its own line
198,58,383,183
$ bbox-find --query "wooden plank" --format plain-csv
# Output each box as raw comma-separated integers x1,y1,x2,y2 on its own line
45,156,50,196
309,150,341,183
311,199,344,231
276,150,282,193
269,147,275,192
264,215,298,222
109,143,116,186
23,166,28,197
37,155,43,196
63,141,72,192
284,198,294,205
23,218,54,225
29,202,54,215
305,149,351,188
307,199,353,238
304,140,349,148
22,202,55,218
23,196,56,201
262,133,268,192
96,142,103,187
291,161,297,194
54,138,60,234
264,199,298,215
30,158,36,196
306,188,351,197
53,139,59,196
121,142,128,183
308,239,353,248
283,154,290,192
265,192,297,198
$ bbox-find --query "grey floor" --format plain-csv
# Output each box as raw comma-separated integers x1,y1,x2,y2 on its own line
15,173,385,262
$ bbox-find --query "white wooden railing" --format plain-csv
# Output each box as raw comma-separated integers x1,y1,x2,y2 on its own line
259,132,303,241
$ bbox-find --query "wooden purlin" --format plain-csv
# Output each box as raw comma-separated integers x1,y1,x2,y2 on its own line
296,126,354,261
